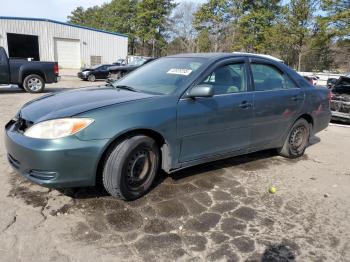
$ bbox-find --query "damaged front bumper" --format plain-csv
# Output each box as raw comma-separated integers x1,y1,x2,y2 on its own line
330,100,350,123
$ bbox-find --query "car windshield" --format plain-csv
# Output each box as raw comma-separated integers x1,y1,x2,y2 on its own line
113,57,207,95
128,58,148,66
90,64,102,70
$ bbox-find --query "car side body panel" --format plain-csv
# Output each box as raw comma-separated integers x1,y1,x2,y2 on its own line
4,53,331,188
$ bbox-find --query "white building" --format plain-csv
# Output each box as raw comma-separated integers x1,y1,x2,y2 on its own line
0,16,128,69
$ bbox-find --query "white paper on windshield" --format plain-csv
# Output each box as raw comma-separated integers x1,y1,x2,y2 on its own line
167,68,193,76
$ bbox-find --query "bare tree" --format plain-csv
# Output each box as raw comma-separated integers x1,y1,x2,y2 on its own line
169,1,198,53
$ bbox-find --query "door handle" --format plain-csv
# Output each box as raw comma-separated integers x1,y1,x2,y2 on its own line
238,101,253,109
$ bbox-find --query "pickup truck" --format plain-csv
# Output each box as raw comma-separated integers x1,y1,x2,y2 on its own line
0,47,59,93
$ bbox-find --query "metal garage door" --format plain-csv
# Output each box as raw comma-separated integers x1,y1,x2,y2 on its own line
54,38,81,69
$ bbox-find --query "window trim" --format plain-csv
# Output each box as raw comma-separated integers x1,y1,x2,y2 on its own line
248,58,300,92
182,57,250,98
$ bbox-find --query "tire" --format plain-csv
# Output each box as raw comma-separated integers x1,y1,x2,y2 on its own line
88,74,96,82
102,135,160,200
278,118,310,158
23,74,45,93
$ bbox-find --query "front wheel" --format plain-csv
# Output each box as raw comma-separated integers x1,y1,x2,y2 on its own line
102,135,160,200
88,74,96,82
278,118,310,158
23,74,45,93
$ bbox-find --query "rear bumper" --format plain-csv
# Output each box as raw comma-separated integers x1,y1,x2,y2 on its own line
312,110,332,134
4,121,108,188
55,76,60,82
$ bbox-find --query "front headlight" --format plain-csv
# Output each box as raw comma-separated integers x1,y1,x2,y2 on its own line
24,118,94,139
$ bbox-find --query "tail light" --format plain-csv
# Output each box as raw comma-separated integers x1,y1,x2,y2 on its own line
54,63,59,75
328,90,332,106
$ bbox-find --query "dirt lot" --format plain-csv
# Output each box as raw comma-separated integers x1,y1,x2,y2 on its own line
1,76,350,262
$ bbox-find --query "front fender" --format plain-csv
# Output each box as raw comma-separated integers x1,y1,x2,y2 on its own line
75,95,180,170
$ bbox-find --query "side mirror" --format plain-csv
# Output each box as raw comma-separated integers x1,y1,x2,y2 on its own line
188,85,214,98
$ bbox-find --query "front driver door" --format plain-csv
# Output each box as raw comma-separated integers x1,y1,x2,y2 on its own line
177,59,254,162
99,65,111,78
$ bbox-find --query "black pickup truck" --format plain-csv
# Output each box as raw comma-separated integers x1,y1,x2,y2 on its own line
0,47,59,93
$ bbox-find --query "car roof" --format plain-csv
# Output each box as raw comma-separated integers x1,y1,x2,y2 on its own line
167,52,282,63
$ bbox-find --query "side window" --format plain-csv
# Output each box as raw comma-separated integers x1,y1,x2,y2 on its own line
251,63,297,91
201,62,247,95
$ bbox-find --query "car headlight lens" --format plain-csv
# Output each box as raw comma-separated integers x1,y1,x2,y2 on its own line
24,118,94,139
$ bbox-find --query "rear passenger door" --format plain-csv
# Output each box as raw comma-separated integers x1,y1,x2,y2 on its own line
249,59,305,148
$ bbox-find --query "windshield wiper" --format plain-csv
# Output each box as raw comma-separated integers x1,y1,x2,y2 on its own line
114,85,139,92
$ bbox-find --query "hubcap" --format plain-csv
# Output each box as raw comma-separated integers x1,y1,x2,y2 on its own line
27,78,42,91
125,148,153,189
289,125,307,153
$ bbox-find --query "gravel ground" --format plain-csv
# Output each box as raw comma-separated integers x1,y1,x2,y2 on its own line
0,76,350,262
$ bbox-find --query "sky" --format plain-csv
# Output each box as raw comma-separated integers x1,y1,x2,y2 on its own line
0,0,205,22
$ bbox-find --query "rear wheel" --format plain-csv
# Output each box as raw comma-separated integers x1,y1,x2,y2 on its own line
23,74,45,93
278,118,310,158
102,135,160,200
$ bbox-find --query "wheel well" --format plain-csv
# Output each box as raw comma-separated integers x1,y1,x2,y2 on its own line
95,129,166,186
22,72,46,83
298,114,314,127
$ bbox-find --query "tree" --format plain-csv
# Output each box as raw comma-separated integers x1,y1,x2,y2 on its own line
169,1,198,53
67,7,87,25
68,0,176,56
135,0,177,56
196,29,212,52
68,6,105,29
193,0,232,52
283,0,318,70
231,0,282,53
101,0,138,54
321,0,350,38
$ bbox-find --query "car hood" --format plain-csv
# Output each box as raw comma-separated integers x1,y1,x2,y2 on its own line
19,86,155,123
80,68,94,72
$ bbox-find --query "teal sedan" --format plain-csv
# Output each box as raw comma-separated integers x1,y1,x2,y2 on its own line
5,53,331,200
